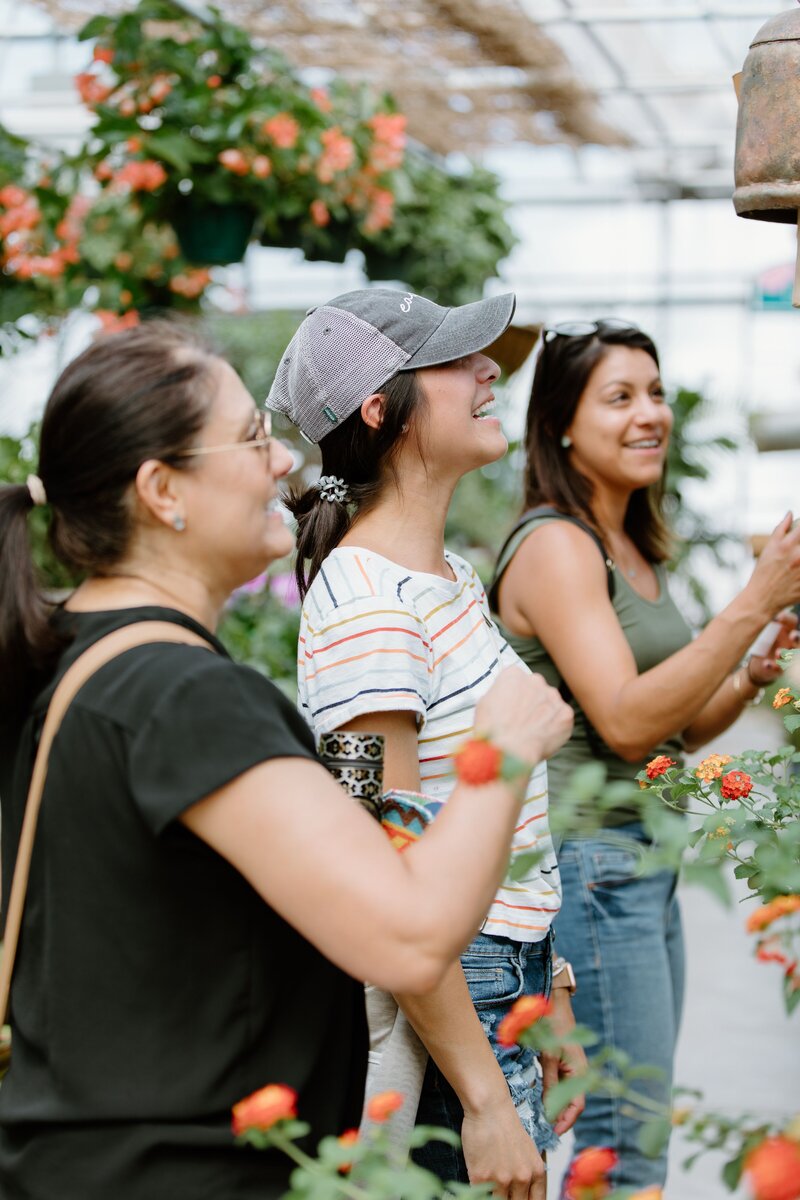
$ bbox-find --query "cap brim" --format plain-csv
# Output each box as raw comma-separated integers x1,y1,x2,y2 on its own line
402,293,516,371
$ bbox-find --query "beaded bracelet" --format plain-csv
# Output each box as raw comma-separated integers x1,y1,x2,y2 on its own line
454,735,532,787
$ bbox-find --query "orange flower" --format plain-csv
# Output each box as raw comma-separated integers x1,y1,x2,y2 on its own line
316,127,355,183
720,769,752,800
119,97,136,117
365,1090,404,1123
126,136,142,153
93,45,114,64
218,148,250,176
96,309,140,333
14,254,64,279
75,71,112,106
169,269,212,299
0,201,40,237
455,737,502,786
367,113,407,171
231,1084,297,1136
363,187,395,234
565,1146,618,1200
310,199,330,227
746,896,800,933
207,74,222,88
0,184,28,208
310,86,333,113
645,755,676,780
149,76,172,104
114,251,134,271
744,1135,800,1200
262,113,300,149
496,994,552,1047
694,753,733,782
755,935,796,973
337,1128,359,1173
251,155,272,179
773,687,793,709
629,1190,662,1200
114,160,167,192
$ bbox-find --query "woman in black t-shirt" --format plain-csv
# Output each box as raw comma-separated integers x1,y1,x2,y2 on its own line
0,322,572,1200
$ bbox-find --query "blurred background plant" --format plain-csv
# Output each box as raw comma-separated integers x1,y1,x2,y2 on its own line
663,386,740,625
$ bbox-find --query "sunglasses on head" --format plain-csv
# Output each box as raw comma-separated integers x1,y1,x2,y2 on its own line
543,318,640,343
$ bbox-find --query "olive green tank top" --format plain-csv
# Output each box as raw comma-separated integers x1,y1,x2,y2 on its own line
492,513,693,826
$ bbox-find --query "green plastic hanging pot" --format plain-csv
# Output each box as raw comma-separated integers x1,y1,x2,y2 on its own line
171,201,256,266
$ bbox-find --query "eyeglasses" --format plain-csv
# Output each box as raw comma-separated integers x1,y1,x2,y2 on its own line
543,318,639,343
176,409,272,457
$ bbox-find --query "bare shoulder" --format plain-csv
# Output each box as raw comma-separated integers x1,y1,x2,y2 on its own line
505,518,608,585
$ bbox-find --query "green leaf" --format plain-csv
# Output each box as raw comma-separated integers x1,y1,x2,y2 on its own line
407,1125,461,1149
542,1073,588,1121
721,1151,745,1189
77,14,112,40
637,1116,672,1158
783,714,800,733
681,861,731,906
146,130,212,173
563,761,608,803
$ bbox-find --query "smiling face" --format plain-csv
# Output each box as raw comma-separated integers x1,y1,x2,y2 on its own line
411,351,505,479
178,359,295,588
564,345,672,496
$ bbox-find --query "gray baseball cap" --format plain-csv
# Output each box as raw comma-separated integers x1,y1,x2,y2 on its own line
266,287,516,443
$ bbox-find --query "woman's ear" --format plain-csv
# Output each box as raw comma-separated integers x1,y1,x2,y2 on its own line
360,392,386,431
134,459,184,530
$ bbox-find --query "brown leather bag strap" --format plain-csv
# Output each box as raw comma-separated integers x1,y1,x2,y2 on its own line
0,620,216,1025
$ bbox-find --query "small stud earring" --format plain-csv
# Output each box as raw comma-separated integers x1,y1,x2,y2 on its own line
173,514,186,532
401,423,409,433
560,434,572,449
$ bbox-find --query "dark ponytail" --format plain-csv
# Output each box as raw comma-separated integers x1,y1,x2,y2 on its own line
0,321,217,718
286,371,424,597
0,483,60,722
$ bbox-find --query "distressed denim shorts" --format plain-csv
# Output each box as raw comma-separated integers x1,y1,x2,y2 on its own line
412,931,558,1183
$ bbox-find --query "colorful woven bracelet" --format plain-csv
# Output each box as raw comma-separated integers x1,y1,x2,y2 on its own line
454,735,532,788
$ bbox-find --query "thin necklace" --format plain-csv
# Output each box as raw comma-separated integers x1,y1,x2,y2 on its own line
96,571,194,612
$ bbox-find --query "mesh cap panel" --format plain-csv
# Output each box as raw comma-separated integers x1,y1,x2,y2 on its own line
268,308,410,443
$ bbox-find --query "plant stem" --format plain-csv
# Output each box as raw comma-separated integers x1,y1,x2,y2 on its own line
269,1130,366,1199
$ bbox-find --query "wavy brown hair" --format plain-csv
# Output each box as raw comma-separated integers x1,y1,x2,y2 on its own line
523,322,672,563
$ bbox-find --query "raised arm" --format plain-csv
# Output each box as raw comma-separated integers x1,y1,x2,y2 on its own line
181,665,573,995
498,513,800,762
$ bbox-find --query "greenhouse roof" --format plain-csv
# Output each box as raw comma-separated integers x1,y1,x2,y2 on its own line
3,0,798,204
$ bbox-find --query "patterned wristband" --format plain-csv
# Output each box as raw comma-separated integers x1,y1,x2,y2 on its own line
454,735,532,788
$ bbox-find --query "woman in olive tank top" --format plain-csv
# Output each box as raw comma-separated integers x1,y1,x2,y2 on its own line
492,319,800,1192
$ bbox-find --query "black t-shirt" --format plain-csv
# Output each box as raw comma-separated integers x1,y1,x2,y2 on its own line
0,606,367,1200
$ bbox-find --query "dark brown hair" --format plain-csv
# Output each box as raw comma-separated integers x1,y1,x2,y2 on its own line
0,321,216,716
285,371,424,597
524,322,672,562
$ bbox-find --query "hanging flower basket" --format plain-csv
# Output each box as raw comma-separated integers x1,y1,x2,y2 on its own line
259,214,357,263
170,201,256,266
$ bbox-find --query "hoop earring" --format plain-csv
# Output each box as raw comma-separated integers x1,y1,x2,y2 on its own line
560,435,572,449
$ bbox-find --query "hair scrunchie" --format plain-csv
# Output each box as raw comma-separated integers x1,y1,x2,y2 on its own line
26,475,47,506
317,475,349,503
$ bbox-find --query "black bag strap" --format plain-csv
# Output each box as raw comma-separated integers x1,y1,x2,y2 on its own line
489,504,615,613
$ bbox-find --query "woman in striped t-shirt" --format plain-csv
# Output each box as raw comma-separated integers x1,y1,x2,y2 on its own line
269,288,582,1198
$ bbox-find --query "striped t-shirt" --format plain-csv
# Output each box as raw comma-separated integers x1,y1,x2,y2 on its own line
297,546,560,942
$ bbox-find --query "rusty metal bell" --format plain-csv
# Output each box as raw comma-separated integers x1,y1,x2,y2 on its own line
734,6,800,223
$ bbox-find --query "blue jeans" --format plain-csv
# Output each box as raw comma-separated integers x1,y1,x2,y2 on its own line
412,932,559,1183
555,824,685,1192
